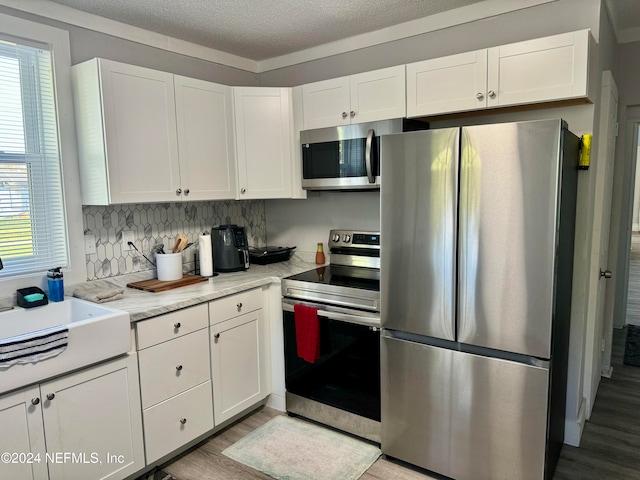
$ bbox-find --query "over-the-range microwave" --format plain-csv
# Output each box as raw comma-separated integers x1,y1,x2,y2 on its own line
300,118,428,191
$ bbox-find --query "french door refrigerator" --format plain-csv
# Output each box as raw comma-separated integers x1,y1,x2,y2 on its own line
380,119,579,480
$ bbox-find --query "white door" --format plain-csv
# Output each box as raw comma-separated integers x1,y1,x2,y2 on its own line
406,50,487,117
487,30,590,108
301,76,351,129
350,65,406,123
234,87,293,199
0,386,48,480
211,311,262,424
42,354,144,480
597,72,619,381
175,76,237,200
100,59,181,203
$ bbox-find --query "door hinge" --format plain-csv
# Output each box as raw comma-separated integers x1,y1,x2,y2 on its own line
614,122,619,137
601,338,606,352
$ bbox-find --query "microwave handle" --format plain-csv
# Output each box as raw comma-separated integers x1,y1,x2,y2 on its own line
365,129,375,184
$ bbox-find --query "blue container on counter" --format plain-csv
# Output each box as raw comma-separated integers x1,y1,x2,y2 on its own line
47,267,64,302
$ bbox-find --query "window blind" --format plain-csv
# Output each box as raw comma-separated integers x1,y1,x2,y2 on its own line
0,37,68,276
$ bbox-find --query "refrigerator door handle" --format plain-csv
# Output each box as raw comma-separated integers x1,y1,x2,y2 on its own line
365,129,375,184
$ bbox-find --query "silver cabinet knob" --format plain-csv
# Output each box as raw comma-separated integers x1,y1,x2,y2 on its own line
488,90,496,98
180,418,187,425
476,92,484,100
237,302,243,311
214,333,220,340
174,322,181,329
46,393,55,401
176,365,183,371
342,112,348,119
600,269,612,279
31,397,40,405
240,188,246,194
184,188,190,196
350,110,356,118
176,188,182,196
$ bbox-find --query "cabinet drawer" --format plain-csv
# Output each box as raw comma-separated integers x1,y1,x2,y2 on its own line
138,328,210,408
137,303,208,349
210,288,262,325
143,381,214,464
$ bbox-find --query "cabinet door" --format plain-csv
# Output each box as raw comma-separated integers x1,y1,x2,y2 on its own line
487,30,590,108
0,386,48,480
99,59,181,203
350,65,406,123
175,76,237,200
41,354,144,480
211,311,262,424
301,76,351,129
234,87,293,199
407,50,487,117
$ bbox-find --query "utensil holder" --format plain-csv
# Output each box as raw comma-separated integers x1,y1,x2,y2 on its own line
156,253,183,281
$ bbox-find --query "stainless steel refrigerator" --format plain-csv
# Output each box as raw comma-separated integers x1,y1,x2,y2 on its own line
380,119,579,480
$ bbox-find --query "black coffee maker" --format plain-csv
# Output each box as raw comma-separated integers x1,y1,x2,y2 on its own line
211,225,249,272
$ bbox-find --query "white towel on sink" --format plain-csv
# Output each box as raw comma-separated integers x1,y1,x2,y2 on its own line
0,326,69,369
73,279,124,303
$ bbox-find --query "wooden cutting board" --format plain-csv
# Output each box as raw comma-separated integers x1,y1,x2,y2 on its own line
127,274,208,293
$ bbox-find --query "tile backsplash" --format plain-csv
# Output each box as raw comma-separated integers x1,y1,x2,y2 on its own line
82,200,266,280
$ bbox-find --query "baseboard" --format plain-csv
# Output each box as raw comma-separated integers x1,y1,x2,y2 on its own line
601,366,613,378
267,393,286,411
564,398,586,447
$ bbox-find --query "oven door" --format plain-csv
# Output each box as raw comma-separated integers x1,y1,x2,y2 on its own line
282,298,380,422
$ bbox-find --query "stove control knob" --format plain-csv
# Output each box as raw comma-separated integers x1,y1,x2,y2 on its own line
343,234,351,243
332,233,341,242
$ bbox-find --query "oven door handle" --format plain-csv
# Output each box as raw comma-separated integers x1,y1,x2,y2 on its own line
282,300,380,328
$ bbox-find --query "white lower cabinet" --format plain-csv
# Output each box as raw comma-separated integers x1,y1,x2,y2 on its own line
211,311,262,423
142,381,214,463
209,288,271,425
135,304,213,464
0,354,144,480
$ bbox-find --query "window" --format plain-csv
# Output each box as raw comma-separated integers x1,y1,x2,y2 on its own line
0,36,68,276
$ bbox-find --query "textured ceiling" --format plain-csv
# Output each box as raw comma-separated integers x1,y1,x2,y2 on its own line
48,0,485,60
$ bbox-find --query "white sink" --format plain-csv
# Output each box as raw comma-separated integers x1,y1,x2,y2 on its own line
0,297,130,395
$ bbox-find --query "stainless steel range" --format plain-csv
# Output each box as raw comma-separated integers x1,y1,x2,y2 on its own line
281,230,381,442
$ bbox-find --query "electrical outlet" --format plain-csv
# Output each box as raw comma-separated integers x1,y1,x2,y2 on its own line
84,234,96,254
122,230,135,251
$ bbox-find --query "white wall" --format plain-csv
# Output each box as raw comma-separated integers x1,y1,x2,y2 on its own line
632,145,640,231
265,191,380,252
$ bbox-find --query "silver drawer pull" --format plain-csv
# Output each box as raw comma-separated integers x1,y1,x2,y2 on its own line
46,393,55,401
214,333,220,340
237,302,243,311
174,322,181,329
31,397,40,405
180,418,187,425
176,365,183,371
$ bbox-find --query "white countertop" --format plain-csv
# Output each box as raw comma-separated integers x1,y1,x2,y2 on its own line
72,254,320,322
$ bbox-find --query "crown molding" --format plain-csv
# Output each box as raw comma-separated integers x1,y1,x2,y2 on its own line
0,0,556,74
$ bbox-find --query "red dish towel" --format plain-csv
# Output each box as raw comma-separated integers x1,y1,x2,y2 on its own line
294,304,320,363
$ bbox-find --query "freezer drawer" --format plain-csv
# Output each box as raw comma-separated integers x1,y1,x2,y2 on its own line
381,335,549,480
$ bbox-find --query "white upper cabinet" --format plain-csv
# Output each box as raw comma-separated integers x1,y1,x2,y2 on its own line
174,76,237,200
73,59,181,204
407,30,592,118
233,87,293,199
486,30,591,108
407,50,488,117
72,59,237,204
302,65,406,129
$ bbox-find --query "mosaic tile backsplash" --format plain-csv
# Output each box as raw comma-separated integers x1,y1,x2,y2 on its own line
83,200,266,280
